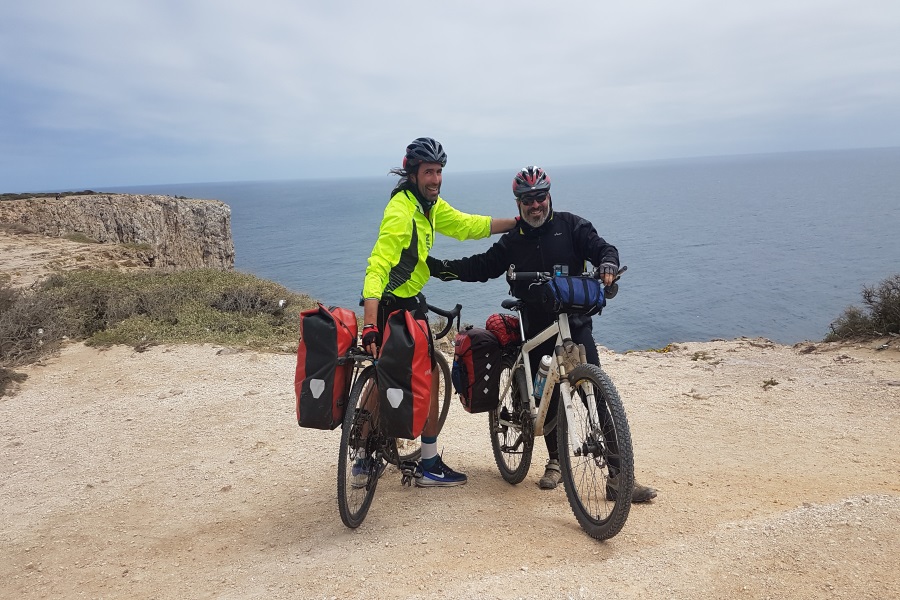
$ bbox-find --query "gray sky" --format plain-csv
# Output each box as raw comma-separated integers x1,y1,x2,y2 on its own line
2,0,899,191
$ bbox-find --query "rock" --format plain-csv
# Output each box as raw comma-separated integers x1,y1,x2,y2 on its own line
0,194,234,269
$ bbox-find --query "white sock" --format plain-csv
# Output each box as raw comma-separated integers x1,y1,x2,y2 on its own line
421,441,438,462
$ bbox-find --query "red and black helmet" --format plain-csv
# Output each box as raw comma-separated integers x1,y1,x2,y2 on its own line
512,166,551,197
402,137,448,171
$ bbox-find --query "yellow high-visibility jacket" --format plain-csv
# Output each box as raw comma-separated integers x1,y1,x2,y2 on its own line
363,189,492,300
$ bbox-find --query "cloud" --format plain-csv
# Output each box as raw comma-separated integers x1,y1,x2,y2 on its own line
1,0,899,190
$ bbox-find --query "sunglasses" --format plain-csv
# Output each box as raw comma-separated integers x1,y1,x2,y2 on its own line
518,192,549,206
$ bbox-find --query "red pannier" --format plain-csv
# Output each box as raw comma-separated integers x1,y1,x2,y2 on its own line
295,304,358,430
485,313,521,347
376,309,432,440
452,326,502,413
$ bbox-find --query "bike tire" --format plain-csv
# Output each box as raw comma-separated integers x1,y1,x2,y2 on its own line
337,365,387,528
557,363,634,540
489,354,534,484
395,351,452,462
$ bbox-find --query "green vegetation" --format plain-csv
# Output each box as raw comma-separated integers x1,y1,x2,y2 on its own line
827,274,900,341
0,269,322,395
63,232,100,244
0,222,37,235
0,190,100,201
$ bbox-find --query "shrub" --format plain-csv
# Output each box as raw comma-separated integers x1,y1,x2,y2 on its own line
63,232,99,244
827,274,900,340
0,281,66,367
1,269,320,363
1,269,324,394
0,222,37,235
0,367,28,397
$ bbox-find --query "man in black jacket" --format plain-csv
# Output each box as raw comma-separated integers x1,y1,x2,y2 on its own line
428,166,657,502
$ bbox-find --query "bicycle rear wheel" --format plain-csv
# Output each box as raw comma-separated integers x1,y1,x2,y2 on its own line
337,365,388,528
557,363,634,540
395,351,452,462
489,354,534,484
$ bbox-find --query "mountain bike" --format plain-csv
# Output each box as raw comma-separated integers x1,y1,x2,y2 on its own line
336,303,461,528
490,266,634,540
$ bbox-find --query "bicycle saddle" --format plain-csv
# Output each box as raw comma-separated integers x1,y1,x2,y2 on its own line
501,299,521,310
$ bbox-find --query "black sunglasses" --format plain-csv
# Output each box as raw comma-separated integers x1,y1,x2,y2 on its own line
518,192,549,206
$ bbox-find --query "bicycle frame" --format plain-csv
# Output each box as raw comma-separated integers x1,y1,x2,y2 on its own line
487,265,634,540
503,309,602,450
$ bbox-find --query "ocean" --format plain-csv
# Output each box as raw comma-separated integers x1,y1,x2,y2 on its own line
120,147,900,352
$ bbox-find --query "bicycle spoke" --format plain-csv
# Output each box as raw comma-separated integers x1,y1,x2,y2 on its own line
489,356,533,484
395,352,452,463
337,366,382,528
558,363,634,540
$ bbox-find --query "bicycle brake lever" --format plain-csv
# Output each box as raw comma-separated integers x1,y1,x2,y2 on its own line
603,265,626,299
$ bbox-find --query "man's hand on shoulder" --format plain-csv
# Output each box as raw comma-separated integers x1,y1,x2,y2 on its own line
490,217,517,234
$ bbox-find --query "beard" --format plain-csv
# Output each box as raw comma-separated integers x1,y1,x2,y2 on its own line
416,180,440,203
520,205,549,228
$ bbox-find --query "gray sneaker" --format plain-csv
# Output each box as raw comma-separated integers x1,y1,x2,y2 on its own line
606,476,658,503
538,459,562,490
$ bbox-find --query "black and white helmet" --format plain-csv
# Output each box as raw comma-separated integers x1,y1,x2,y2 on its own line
512,166,551,197
403,137,448,171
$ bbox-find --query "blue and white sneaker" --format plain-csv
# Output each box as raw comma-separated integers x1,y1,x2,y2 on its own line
414,456,467,487
351,457,385,489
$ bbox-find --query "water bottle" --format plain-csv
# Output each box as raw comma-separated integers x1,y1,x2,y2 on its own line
533,355,552,400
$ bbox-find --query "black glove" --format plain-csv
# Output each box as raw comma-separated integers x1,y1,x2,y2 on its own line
426,255,459,281
595,263,619,279
361,326,381,351
595,263,620,299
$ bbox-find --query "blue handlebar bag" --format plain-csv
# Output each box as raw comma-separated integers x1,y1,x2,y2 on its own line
543,276,606,317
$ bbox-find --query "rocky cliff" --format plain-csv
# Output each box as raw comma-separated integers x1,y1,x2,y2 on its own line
0,194,235,269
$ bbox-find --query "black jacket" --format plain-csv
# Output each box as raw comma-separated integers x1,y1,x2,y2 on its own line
428,209,618,334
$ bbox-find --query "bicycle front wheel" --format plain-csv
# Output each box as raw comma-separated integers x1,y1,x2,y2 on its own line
395,350,452,462
557,363,634,541
489,355,534,484
337,365,386,528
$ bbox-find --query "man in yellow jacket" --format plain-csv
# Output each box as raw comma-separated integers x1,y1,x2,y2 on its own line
361,137,515,487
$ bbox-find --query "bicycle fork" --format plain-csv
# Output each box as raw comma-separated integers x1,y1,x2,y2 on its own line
544,341,601,454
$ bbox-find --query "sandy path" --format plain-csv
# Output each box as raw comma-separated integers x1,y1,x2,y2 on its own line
2,338,898,599
0,229,151,288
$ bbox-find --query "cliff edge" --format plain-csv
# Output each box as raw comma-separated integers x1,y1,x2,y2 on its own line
0,194,235,271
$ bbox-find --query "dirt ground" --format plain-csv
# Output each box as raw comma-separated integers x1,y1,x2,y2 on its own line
0,229,152,288
1,230,899,599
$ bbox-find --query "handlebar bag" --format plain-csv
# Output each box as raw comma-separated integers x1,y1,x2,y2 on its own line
452,326,502,413
377,309,433,440
295,304,358,429
541,276,606,316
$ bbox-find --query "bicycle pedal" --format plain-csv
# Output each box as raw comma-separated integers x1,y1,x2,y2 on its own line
399,460,420,487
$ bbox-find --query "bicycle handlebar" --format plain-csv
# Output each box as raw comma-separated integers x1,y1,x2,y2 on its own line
505,265,627,299
426,303,462,340
504,266,551,284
